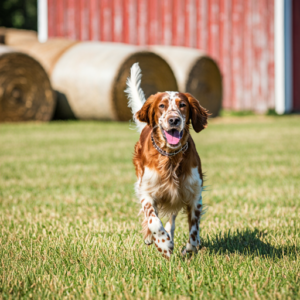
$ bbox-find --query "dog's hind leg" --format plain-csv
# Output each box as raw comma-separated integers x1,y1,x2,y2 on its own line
165,214,177,243
182,196,202,256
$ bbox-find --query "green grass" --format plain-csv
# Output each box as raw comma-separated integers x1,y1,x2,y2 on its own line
0,116,300,299
220,109,256,117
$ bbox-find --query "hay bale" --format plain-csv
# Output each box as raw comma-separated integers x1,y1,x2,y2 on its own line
51,42,178,121
10,39,79,120
9,39,79,75
0,45,55,122
150,46,222,117
0,28,37,46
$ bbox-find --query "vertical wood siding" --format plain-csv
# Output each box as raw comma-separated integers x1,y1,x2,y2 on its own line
47,0,275,112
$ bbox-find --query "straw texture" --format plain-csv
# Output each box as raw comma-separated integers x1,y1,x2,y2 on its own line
52,42,178,121
150,46,222,117
0,28,37,46
10,39,79,74
0,45,55,122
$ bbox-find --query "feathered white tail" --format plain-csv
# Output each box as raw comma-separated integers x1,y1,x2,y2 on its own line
125,63,147,133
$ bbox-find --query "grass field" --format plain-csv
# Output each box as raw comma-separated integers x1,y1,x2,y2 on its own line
0,116,300,299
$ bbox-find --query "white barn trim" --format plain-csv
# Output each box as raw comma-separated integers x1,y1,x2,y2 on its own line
38,0,48,43
275,0,293,114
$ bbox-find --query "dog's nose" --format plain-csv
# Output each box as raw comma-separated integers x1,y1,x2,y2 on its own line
168,117,181,126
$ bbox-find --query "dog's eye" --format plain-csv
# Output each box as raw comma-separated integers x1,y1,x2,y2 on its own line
179,103,186,108
159,104,165,109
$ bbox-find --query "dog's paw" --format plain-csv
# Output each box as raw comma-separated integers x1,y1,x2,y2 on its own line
148,216,174,259
153,234,174,259
181,243,198,256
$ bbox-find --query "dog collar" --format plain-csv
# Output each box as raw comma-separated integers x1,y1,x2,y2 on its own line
151,130,188,157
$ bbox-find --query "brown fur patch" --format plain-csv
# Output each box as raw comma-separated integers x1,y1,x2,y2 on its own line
144,203,151,209
162,254,169,260
148,209,154,217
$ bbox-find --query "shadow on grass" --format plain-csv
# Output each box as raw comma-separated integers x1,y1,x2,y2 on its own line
202,228,298,259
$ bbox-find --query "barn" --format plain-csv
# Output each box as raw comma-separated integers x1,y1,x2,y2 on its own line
37,0,300,114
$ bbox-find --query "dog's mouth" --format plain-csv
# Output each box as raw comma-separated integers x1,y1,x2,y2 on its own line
162,128,183,146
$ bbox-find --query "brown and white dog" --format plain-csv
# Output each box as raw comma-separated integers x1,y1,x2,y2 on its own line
126,63,208,259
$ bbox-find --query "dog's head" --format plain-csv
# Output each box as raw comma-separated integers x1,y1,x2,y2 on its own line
136,92,208,149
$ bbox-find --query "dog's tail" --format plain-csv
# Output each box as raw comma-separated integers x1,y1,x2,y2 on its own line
125,63,147,133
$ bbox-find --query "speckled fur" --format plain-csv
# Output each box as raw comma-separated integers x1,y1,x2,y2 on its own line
131,91,209,259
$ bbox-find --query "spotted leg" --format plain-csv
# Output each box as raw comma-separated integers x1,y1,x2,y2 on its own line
141,199,174,259
182,196,203,255
141,199,154,245
165,214,177,243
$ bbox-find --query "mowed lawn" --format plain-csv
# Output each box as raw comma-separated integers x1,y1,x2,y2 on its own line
0,116,300,299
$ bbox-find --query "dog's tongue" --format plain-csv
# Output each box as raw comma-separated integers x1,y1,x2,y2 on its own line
164,129,182,145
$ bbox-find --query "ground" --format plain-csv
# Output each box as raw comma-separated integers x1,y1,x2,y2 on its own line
0,115,299,299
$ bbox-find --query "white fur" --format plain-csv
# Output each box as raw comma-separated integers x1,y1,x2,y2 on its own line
137,167,202,214
159,92,185,138
165,214,177,242
135,167,160,208
125,63,147,133
148,216,174,258
186,167,203,196
165,91,180,112
138,166,179,207
166,91,179,101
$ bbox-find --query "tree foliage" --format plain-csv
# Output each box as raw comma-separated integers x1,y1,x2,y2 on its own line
0,0,37,31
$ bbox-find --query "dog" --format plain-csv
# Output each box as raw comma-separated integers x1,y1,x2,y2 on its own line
126,63,208,259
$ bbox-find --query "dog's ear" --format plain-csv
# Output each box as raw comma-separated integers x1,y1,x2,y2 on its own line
135,94,158,127
184,93,209,133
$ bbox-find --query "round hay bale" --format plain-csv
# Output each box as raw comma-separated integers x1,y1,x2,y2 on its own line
9,38,79,75
0,28,37,46
149,46,222,117
10,39,80,120
51,42,178,121
0,45,55,122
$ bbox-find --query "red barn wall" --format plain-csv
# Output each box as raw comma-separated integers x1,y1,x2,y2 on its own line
47,0,275,112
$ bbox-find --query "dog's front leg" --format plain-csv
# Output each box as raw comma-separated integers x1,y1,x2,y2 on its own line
182,196,202,255
141,198,174,259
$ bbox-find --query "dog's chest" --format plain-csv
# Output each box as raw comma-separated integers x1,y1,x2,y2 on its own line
137,167,202,210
